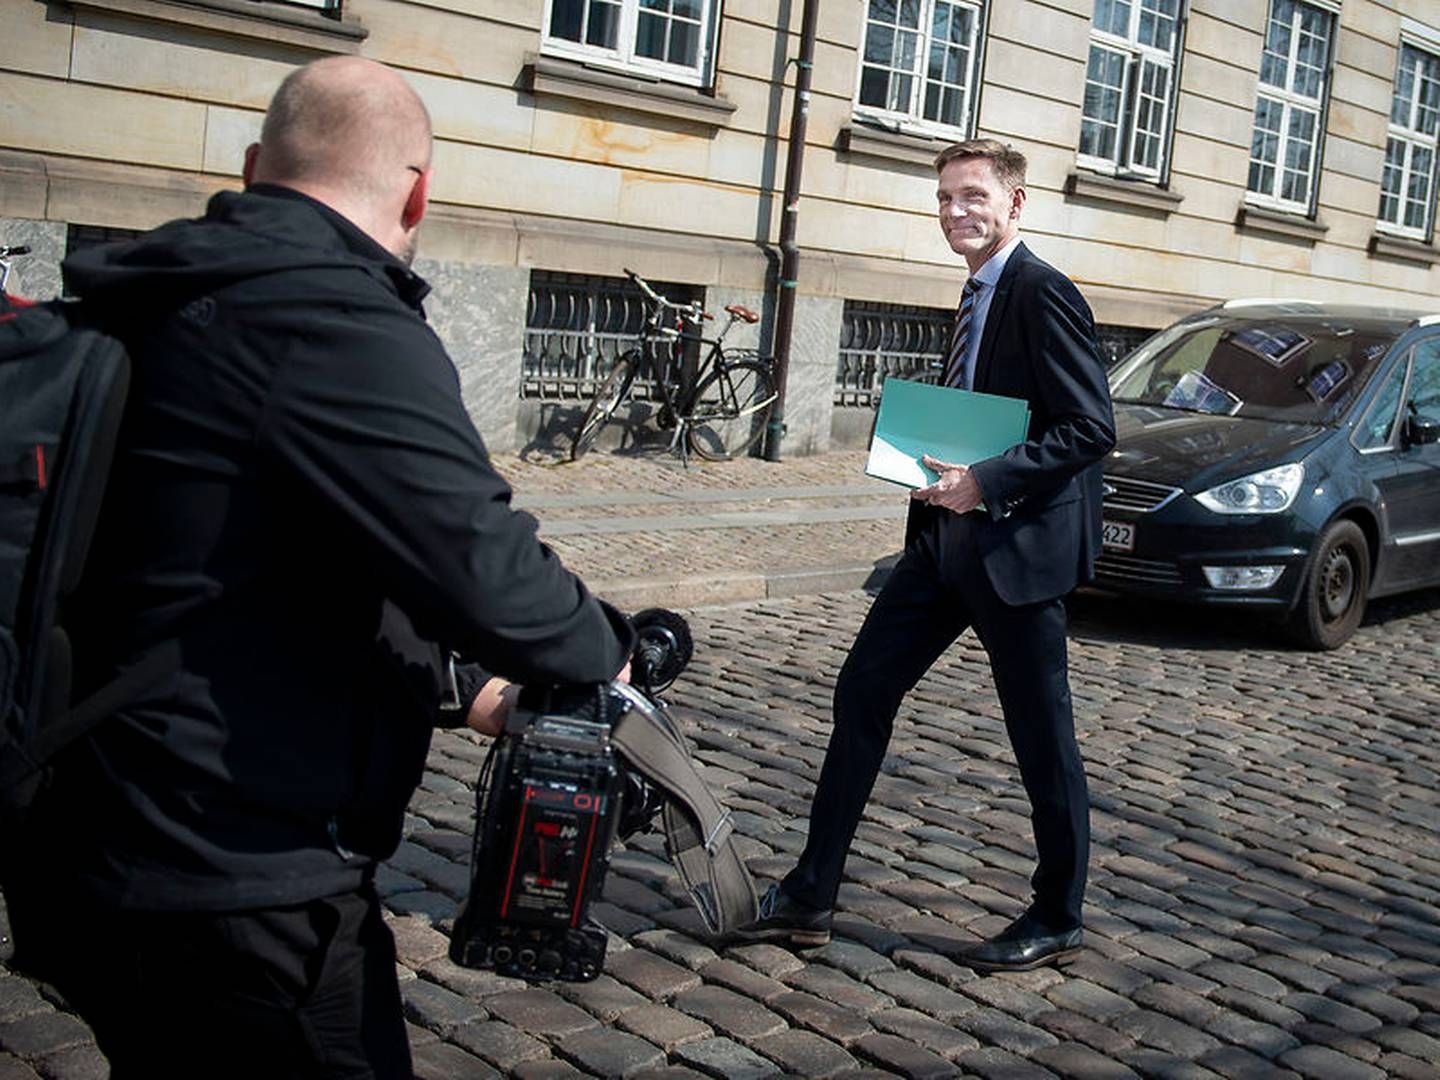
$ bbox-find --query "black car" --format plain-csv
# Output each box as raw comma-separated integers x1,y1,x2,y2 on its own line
1094,300,1440,649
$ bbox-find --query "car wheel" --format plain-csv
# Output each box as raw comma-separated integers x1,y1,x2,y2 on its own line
1288,519,1370,650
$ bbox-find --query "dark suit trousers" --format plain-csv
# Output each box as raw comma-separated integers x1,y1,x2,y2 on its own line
782,512,1090,930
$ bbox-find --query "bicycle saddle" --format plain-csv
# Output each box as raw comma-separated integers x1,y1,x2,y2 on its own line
724,304,760,324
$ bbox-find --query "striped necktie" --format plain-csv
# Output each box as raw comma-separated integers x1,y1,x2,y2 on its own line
943,278,982,389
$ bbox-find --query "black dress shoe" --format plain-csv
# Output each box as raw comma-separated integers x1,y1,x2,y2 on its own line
962,914,1083,972
729,883,832,946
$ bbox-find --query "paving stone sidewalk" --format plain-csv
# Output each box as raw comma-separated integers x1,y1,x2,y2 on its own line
2,447,1438,1079
502,448,906,608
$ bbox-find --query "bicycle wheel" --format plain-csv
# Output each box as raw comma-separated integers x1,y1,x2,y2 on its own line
649,340,687,431
685,357,777,461
571,352,637,461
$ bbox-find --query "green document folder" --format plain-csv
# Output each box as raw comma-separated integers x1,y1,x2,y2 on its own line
865,377,1031,489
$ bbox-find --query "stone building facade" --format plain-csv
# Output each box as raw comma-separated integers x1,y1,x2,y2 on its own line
3,0,1438,454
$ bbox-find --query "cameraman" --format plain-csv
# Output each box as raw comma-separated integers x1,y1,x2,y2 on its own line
2,56,630,1078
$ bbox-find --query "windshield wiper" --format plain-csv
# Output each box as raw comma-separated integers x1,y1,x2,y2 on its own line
1112,397,1200,411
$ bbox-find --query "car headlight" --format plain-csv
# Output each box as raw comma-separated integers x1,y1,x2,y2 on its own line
1194,463,1304,514
1202,565,1286,590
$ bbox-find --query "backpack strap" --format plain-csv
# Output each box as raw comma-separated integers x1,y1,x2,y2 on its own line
0,638,180,790
608,685,758,935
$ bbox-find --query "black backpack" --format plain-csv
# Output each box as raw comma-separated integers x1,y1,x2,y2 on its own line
0,293,132,816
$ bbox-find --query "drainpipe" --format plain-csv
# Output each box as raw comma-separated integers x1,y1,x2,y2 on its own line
763,0,818,461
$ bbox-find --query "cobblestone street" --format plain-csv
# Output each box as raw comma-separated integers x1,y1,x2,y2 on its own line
394,590,1440,1079
2,451,1438,1078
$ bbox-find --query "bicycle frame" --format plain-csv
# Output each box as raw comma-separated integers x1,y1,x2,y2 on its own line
628,276,741,408
570,269,776,463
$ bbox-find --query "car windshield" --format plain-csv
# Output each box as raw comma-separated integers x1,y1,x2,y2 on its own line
1109,313,1405,424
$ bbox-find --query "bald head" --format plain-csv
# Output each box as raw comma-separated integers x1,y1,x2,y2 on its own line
245,57,433,262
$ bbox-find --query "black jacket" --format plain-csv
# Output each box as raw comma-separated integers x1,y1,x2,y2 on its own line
907,243,1116,605
34,186,632,910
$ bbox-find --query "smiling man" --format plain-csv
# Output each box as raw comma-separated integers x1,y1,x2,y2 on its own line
735,139,1116,973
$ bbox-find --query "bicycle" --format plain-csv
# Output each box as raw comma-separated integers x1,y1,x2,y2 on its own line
570,268,778,462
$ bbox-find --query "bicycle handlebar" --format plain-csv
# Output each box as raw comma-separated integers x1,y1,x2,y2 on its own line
623,267,712,324
623,267,661,303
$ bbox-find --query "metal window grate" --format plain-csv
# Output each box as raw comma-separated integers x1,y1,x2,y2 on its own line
1096,323,1153,368
522,269,701,402
65,224,143,255
835,305,1150,404
835,300,950,408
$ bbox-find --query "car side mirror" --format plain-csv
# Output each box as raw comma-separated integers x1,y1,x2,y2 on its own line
1404,412,1440,447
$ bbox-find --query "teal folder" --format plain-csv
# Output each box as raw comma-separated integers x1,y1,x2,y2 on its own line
865,377,1031,489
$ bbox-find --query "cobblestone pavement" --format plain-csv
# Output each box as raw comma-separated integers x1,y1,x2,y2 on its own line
2,449,1438,1078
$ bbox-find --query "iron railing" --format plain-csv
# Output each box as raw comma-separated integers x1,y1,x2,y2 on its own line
527,274,1150,406
65,224,143,254
1097,324,1153,368
835,300,951,408
522,270,701,402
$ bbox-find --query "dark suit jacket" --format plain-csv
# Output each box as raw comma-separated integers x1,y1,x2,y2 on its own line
907,241,1115,606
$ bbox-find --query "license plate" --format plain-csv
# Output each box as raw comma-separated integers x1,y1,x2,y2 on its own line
1102,520,1135,552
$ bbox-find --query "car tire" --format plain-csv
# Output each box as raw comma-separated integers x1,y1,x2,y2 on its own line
1288,519,1370,650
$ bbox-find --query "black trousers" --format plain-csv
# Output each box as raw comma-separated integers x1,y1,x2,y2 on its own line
782,514,1089,930
5,881,411,1079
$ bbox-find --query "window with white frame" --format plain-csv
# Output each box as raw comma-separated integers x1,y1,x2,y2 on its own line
543,0,718,88
1246,0,1335,213
1379,42,1440,239
1078,0,1184,181
854,0,985,136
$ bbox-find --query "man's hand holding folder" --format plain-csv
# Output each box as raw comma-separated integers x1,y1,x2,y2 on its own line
864,377,1031,513
911,454,983,513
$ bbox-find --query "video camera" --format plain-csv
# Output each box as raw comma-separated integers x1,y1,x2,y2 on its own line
449,608,698,982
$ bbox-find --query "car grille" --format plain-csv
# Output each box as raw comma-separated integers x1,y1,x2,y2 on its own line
1094,553,1183,587
1102,474,1181,513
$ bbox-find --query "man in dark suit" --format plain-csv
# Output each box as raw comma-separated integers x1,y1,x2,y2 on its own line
736,139,1115,971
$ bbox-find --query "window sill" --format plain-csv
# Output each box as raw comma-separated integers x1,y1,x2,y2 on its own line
524,55,735,131
66,0,366,52
838,123,948,169
1236,203,1328,244
1369,232,1440,266
1065,171,1183,215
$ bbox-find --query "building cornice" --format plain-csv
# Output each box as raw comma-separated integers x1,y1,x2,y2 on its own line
1236,203,1329,244
524,55,735,131
838,123,947,170
1369,232,1440,267
1065,171,1184,216
65,0,366,52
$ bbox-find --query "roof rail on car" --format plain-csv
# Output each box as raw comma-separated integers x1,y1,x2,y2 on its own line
1219,297,1321,310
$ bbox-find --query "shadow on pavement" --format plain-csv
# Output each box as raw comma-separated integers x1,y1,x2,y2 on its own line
863,560,1292,652
862,553,901,593
1361,582,1440,627
520,401,681,464
1067,590,1287,651
1069,584,1440,652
